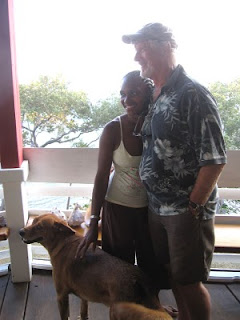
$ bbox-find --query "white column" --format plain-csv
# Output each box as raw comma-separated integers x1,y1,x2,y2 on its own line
0,161,32,282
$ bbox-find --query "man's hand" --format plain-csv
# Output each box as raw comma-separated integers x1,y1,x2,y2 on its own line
75,220,99,259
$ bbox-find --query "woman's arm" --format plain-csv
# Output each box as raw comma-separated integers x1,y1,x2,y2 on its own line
76,121,117,258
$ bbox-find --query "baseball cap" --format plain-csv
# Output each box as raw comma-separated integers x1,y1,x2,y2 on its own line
122,22,177,48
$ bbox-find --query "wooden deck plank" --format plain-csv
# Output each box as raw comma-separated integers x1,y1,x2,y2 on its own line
69,294,80,320
0,274,28,320
227,283,240,301
88,302,109,320
24,270,60,320
69,292,110,320
206,283,240,320
0,270,239,320
0,274,9,312
161,285,240,320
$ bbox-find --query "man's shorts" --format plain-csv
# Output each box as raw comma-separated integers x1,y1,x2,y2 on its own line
148,209,215,285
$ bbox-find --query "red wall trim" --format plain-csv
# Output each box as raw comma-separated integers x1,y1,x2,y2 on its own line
0,0,23,168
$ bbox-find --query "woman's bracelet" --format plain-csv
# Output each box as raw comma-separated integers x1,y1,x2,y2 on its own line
90,215,100,221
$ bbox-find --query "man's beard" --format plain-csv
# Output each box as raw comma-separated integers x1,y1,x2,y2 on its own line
140,63,154,79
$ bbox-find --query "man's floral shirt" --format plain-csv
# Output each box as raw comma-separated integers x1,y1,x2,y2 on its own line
139,65,227,219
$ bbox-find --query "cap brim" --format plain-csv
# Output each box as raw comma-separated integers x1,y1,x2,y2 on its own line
122,33,147,44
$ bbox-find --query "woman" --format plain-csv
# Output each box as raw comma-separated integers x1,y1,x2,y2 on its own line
78,71,169,289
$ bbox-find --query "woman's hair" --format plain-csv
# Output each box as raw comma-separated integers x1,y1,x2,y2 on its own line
123,70,154,103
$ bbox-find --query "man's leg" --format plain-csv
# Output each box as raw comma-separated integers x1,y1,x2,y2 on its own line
173,281,211,320
149,211,214,320
171,283,190,320
135,208,170,290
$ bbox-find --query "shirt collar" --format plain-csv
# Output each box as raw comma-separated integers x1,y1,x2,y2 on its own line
161,64,186,93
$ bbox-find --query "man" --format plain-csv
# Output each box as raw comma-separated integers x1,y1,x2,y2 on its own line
122,23,227,320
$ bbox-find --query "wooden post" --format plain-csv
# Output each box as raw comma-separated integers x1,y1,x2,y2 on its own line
0,1,32,282
0,0,23,168
0,161,32,282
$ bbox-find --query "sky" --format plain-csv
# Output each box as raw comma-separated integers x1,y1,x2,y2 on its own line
13,0,240,103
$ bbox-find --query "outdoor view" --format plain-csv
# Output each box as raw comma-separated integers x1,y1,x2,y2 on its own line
14,0,240,151
0,0,240,270
13,0,240,209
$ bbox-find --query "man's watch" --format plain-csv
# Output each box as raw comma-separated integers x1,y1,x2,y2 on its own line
188,200,204,218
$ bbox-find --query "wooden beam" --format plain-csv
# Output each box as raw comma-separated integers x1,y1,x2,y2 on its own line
214,224,240,253
0,0,23,168
0,161,32,283
23,148,99,183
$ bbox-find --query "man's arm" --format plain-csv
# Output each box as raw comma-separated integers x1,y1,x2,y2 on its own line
189,164,225,205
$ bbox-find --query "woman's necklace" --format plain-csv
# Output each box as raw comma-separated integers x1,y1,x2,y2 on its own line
132,114,145,137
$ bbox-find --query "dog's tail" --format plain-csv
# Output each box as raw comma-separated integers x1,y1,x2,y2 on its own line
109,302,173,320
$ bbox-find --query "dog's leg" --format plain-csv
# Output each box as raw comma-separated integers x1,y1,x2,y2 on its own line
57,293,70,320
80,299,88,320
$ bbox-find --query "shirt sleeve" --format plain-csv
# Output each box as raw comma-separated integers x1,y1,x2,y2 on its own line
185,84,227,166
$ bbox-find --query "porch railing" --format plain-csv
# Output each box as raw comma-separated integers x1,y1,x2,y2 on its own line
0,148,239,282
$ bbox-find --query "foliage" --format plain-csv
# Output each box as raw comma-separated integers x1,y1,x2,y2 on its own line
20,75,123,147
91,94,123,128
217,199,240,215
208,79,240,150
20,75,90,147
72,94,123,147
20,75,240,149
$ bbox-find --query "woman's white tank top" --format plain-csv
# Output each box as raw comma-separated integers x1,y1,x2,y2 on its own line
105,116,148,208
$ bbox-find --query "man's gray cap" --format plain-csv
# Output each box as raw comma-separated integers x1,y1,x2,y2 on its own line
122,22,177,48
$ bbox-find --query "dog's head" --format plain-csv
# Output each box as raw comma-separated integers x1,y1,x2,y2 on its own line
19,213,75,245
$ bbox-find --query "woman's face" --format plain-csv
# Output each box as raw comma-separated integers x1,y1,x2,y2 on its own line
120,76,149,121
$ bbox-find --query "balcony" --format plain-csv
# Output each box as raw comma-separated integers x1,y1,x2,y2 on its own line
0,147,239,319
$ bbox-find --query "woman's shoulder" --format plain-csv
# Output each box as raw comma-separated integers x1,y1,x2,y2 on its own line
103,116,121,134
100,117,122,149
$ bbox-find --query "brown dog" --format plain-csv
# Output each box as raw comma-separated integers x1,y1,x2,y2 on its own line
19,214,172,320
110,302,173,320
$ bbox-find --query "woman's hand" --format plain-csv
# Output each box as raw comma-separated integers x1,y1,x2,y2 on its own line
75,219,99,259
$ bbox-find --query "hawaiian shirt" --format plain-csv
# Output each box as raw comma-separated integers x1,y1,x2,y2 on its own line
139,65,227,219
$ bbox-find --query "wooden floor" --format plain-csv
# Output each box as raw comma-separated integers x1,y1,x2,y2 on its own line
0,269,239,320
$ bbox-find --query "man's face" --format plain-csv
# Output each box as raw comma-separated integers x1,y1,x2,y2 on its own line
120,76,149,121
134,40,165,79
134,41,155,78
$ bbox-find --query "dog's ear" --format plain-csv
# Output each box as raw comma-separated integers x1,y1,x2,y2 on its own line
54,222,75,235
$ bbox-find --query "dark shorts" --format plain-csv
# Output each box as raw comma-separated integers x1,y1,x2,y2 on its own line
102,200,170,289
148,209,215,285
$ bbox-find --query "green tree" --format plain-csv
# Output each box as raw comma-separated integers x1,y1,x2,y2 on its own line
73,93,123,147
20,76,122,147
209,79,240,150
91,94,123,129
